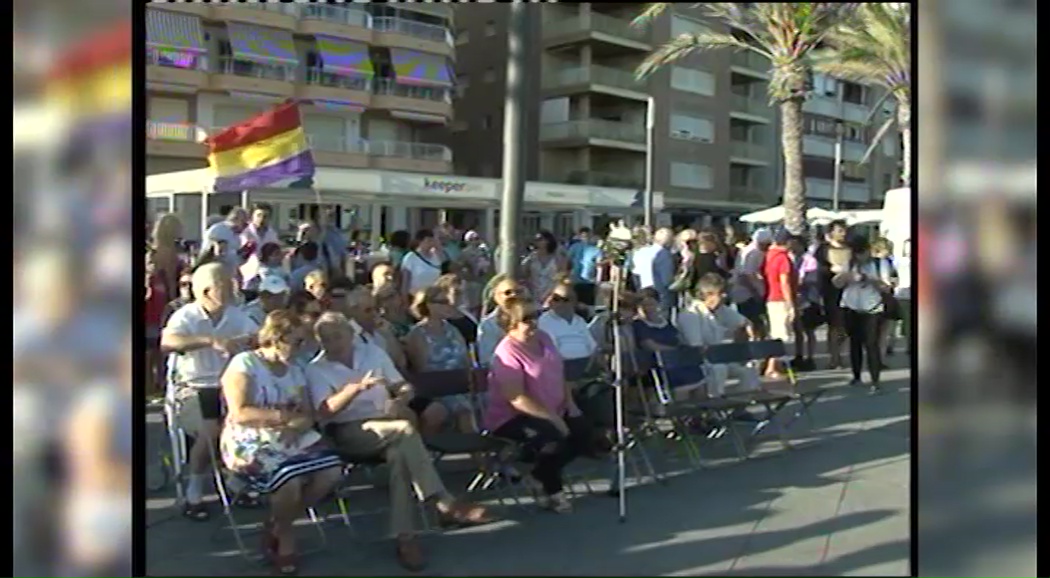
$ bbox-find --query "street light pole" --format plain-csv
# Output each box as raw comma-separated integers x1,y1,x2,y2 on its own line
498,1,528,276
643,96,655,229
832,120,844,212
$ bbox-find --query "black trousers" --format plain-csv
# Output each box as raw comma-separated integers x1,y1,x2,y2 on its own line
493,414,593,495
844,308,882,383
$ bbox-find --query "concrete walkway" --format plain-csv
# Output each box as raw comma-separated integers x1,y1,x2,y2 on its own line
146,358,911,576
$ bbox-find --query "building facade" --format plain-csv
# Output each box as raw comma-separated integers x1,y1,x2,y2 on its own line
438,3,900,227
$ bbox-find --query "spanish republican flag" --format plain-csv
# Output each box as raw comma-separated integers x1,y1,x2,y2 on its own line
45,20,132,121
206,100,316,192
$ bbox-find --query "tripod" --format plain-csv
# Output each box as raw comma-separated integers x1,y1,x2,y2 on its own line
606,263,665,522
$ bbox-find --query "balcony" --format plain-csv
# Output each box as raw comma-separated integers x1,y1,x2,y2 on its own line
731,51,770,76
372,17,454,58
371,78,453,120
544,13,651,53
562,170,643,189
730,140,773,165
146,121,208,158
210,57,296,98
730,94,773,121
730,184,775,204
805,177,871,204
306,135,370,169
297,4,372,43
540,119,646,151
369,141,453,173
298,68,373,108
150,3,208,18
211,3,298,30
146,49,209,90
542,65,648,100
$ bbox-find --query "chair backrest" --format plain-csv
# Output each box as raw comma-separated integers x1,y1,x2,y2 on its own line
654,345,706,390
747,339,789,360
408,367,474,398
702,342,755,365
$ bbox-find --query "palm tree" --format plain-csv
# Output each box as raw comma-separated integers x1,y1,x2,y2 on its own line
633,3,857,234
814,3,911,188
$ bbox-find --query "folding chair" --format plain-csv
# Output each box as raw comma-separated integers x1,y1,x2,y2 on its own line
409,368,523,508
745,339,825,434
650,346,722,468
161,354,189,502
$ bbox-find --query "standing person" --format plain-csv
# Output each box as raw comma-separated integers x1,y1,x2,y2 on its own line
288,243,323,291
834,237,893,393
290,223,327,272
522,230,567,306
631,228,676,316
162,271,195,326
814,220,852,369
762,228,797,378
239,204,281,293
457,231,490,318
241,275,291,326
871,237,901,359
400,229,446,295
386,230,411,269
150,213,185,300
692,231,730,284
789,235,823,371
729,228,771,334
145,251,169,401
318,207,348,280
200,208,248,270
161,263,260,520
566,227,602,308
244,242,290,294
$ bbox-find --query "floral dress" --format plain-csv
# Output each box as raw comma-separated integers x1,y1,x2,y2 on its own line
219,351,341,493
409,320,474,412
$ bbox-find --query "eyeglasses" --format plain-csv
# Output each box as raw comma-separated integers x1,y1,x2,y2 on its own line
179,281,192,288
501,289,519,296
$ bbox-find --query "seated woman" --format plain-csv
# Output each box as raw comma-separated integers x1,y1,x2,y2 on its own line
404,286,475,435
287,291,324,366
633,287,704,404
476,275,524,365
374,284,415,342
484,298,591,513
435,273,480,349
220,310,344,575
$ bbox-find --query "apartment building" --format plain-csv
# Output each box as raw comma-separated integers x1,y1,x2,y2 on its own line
145,2,457,232
439,3,899,227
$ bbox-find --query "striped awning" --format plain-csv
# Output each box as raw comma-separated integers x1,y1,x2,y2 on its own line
390,48,453,88
146,8,206,53
227,23,299,66
316,36,374,77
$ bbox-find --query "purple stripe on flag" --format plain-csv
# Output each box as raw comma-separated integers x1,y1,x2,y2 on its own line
213,151,316,192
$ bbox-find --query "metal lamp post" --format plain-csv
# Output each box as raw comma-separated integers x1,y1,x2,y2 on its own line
497,1,528,276
832,119,844,212
643,96,655,229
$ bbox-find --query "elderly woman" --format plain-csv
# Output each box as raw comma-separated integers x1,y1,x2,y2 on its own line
434,273,479,347
220,310,344,575
476,275,524,365
484,298,590,513
371,262,399,295
287,291,324,366
404,286,474,435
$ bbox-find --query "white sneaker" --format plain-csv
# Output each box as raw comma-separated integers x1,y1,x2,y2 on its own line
548,492,573,514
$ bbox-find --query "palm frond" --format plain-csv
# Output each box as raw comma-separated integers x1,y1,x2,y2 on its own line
815,2,911,93
859,116,895,166
631,3,672,28
635,31,753,80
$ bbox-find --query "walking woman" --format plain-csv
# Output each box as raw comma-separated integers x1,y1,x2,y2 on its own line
833,237,894,393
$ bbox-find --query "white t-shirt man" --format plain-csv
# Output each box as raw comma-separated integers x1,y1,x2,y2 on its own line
164,302,259,389
305,343,404,424
400,250,444,294
674,301,760,397
538,310,597,360
239,224,281,286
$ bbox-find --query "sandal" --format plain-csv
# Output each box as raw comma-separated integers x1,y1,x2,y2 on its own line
181,502,211,522
548,492,573,514
437,502,497,528
395,536,426,572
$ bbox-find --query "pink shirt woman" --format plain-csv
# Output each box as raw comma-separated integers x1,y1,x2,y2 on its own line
484,330,566,432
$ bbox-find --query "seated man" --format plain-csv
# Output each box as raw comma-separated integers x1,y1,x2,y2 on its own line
538,282,599,364
161,263,259,521
674,273,761,397
304,312,493,572
342,286,407,370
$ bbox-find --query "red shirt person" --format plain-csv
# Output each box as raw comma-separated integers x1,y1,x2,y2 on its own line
761,228,798,376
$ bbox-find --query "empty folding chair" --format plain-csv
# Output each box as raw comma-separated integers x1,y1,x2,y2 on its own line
746,339,825,434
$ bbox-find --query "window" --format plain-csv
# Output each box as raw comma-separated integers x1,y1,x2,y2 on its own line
484,20,497,36
811,73,838,97
670,67,716,96
482,68,496,83
456,30,470,45
669,113,714,143
480,163,495,177
669,162,713,189
842,81,865,104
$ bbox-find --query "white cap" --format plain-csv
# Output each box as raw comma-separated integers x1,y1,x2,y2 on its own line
753,228,773,245
464,230,480,242
258,275,290,295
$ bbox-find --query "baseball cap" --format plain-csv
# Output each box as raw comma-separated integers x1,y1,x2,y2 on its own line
772,226,792,245
753,228,773,245
258,275,290,295
464,230,480,242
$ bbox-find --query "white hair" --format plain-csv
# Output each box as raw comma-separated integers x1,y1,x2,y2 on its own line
191,262,228,300
314,311,352,345
654,228,674,245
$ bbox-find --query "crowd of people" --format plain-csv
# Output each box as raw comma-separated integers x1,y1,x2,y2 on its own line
146,204,909,574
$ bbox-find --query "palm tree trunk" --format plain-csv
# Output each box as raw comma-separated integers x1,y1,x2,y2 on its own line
897,96,911,188
779,97,807,235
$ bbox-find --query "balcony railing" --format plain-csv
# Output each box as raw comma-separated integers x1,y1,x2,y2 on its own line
300,4,371,28
373,78,451,103
146,48,208,71
590,12,650,43
730,140,772,160
731,51,769,72
147,121,200,142
305,135,369,154
543,65,644,92
731,94,773,117
217,56,296,82
563,170,643,189
306,67,372,92
251,3,297,15
373,16,453,46
540,119,645,143
370,140,453,162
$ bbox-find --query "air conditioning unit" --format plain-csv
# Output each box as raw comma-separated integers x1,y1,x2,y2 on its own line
672,129,690,139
